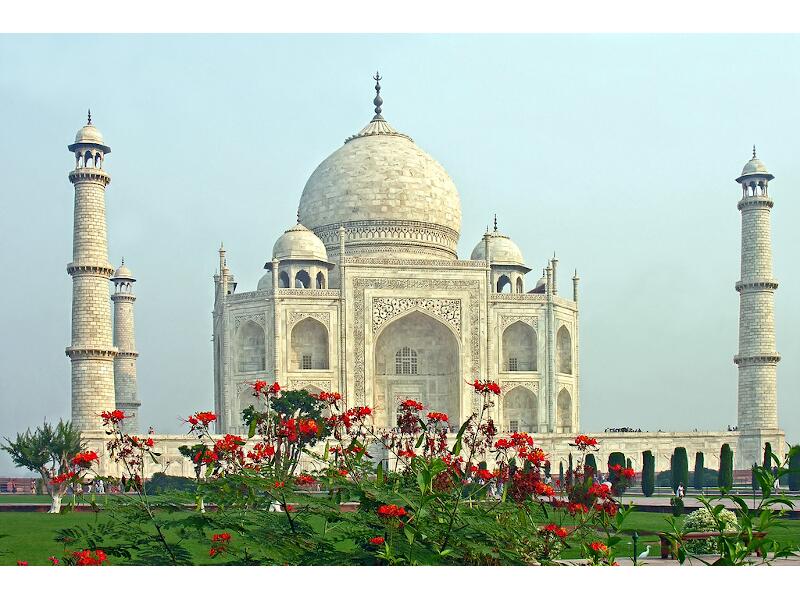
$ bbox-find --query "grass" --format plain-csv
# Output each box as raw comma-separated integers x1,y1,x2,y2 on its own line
1,504,799,565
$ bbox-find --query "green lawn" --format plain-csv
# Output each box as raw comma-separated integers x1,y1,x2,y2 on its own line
0,507,798,565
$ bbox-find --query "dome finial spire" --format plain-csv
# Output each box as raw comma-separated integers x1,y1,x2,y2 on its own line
493,214,498,232
753,144,757,159
297,208,301,224
372,71,384,120
87,109,92,125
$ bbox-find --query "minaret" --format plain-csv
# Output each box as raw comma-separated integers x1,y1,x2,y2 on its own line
66,111,117,432
111,259,140,433
734,147,782,467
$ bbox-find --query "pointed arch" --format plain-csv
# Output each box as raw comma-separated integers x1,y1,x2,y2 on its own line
504,386,538,433
515,277,523,293
374,310,460,429
236,320,265,373
496,274,511,293
290,317,329,370
556,388,572,433
316,271,326,289
557,325,572,374
278,271,290,288
294,269,311,289
502,321,537,372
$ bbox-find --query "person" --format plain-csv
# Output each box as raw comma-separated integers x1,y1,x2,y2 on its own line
30,480,37,494
677,483,685,498
148,426,155,435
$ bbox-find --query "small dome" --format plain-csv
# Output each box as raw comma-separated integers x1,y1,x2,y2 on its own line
257,272,273,291
741,157,769,177
74,123,105,145
531,275,547,293
272,222,329,262
111,262,135,281
470,231,525,266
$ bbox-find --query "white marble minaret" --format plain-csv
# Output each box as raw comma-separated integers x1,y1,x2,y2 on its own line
111,259,140,432
66,112,117,432
734,148,783,468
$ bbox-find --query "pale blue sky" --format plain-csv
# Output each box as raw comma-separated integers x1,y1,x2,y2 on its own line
1,35,798,474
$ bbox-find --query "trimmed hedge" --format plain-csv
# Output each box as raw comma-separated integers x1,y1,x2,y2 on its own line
671,447,689,492
693,452,705,491
642,450,655,497
585,453,597,476
608,452,625,483
719,443,734,491
789,446,800,492
763,442,773,471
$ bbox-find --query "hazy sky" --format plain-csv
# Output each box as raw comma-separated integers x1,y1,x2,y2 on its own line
1,34,797,475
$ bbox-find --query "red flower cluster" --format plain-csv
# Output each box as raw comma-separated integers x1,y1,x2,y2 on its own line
317,391,342,402
130,436,155,449
274,481,285,489
296,474,316,486
567,502,590,515
72,549,108,566
533,481,555,497
573,435,598,450
609,464,636,479
48,556,59,565
541,524,569,539
246,442,275,462
252,380,281,395
589,541,608,553
494,432,545,465
71,451,99,468
194,449,218,464
369,536,385,546
17,561,27,566
397,449,416,459
471,379,501,395
475,469,494,481
298,419,319,437
327,406,371,434
377,504,407,519
100,409,126,423
209,532,232,558
50,471,77,485
427,412,449,422
337,468,349,477
214,434,245,454
596,501,618,516
188,411,217,427
399,399,423,411
588,483,612,499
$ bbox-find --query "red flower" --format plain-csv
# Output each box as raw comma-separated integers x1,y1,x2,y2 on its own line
247,442,275,462
398,449,416,458
71,451,99,468
597,501,619,516
369,536,385,545
533,481,555,497
399,399,423,411
48,556,59,565
271,382,281,394
16,560,27,566
296,474,316,485
573,434,598,449
100,409,126,423
470,379,501,395
212,532,231,543
214,434,245,454
377,504,407,519
188,411,217,427
588,483,611,499
72,549,108,566
298,419,319,437
622,468,636,479
252,380,268,394
274,481,285,489
427,412,449,422
144,438,155,448
567,502,590,515
194,449,218,464
338,469,349,477
51,471,76,485
589,541,608,553
476,469,494,481
542,524,569,539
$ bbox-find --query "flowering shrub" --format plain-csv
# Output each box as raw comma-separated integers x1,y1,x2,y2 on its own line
682,507,739,554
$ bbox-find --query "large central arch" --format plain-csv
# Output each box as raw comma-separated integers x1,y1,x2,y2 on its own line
373,311,460,429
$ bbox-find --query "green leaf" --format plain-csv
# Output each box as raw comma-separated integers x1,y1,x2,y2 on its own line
376,460,384,486
248,419,257,439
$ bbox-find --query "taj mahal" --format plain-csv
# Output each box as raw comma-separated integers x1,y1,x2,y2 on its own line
64,75,784,476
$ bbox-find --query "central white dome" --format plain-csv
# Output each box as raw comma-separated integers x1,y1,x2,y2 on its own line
298,113,462,260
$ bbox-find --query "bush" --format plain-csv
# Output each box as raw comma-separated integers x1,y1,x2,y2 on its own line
607,452,625,477
671,447,688,493
670,496,684,517
789,446,800,492
693,452,704,491
719,444,734,491
584,453,597,476
641,451,655,497
682,506,739,554
147,472,197,493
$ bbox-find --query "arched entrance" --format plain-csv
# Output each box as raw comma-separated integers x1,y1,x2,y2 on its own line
374,311,460,429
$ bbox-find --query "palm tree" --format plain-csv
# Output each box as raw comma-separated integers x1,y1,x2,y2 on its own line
2,420,84,512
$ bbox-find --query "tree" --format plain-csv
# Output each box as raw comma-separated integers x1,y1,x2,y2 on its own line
567,453,574,487
626,457,632,469
1,420,83,513
642,450,655,497
718,444,734,491
693,451,704,492
585,453,597,478
607,452,625,485
671,447,689,493
558,461,564,486
789,446,800,492
763,442,773,471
